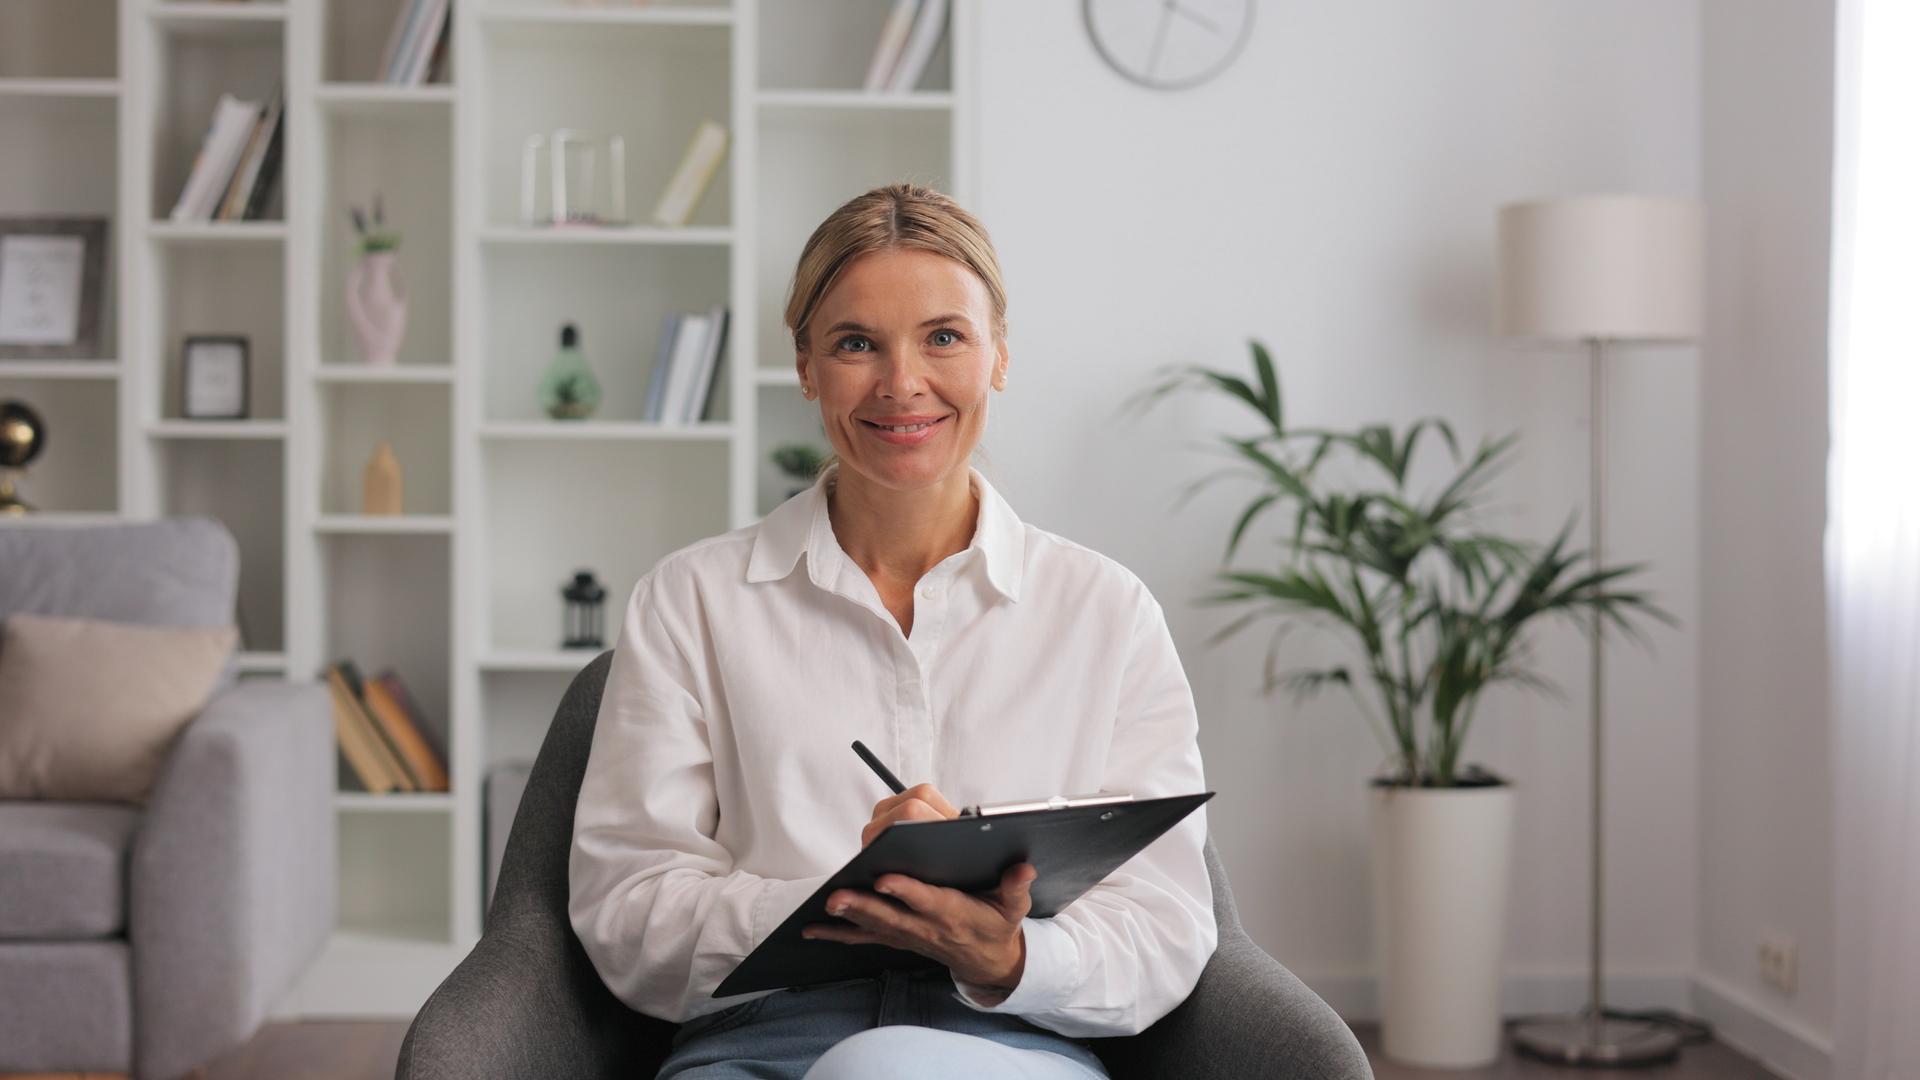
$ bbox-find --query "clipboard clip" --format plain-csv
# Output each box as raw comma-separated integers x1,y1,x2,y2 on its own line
956,791,1134,818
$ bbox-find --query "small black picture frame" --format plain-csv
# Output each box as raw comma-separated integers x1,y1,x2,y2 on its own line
0,216,110,360
181,335,250,420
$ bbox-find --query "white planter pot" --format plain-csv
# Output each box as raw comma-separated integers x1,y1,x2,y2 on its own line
1369,781,1516,1068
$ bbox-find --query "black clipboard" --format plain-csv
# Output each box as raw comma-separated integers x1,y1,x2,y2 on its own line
711,790,1214,998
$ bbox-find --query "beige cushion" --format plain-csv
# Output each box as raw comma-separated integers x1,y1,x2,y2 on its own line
0,612,238,803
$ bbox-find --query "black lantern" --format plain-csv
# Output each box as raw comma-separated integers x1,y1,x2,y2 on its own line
561,569,607,649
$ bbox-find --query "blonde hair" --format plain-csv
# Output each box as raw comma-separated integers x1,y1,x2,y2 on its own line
784,183,1007,482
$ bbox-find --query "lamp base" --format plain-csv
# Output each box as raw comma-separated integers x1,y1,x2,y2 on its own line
1511,1012,1683,1067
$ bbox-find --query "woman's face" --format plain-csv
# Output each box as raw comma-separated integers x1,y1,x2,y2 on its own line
799,247,1008,494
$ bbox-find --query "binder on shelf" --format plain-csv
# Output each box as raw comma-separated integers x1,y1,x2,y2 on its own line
886,0,948,93
641,312,682,422
659,311,712,424
364,670,450,792
651,120,728,228
690,304,730,422
864,0,921,92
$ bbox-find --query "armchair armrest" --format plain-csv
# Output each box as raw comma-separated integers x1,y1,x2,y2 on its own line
131,678,336,1080
1097,927,1371,1080
396,915,672,1080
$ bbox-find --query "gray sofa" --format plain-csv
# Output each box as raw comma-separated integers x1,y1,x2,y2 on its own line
0,517,335,1079
397,650,1370,1079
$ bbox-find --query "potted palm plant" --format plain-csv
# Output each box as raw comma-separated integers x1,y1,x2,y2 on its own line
1124,341,1671,1067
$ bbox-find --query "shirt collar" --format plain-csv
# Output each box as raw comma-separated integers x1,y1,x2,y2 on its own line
746,461,1025,603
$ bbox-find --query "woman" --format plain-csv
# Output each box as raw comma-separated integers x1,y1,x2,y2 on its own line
568,183,1216,1080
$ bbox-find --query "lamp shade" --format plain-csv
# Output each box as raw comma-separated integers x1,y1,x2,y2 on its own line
1495,195,1704,342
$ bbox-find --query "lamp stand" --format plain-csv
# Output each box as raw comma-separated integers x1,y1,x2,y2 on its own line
1510,338,1682,1066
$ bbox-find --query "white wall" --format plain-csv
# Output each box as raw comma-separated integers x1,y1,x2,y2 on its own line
969,1,1702,1012
1697,0,1836,1066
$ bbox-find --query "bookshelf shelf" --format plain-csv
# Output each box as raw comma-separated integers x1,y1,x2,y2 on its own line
314,364,455,384
145,419,289,439
0,78,122,99
476,225,734,248
478,420,735,442
756,88,954,111
147,220,288,243
315,514,456,535
336,792,455,813
0,0,972,1017
314,83,456,113
0,360,123,380
479,6,736,30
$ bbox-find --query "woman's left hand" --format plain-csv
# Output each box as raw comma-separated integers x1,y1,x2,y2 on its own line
801,861,1038,994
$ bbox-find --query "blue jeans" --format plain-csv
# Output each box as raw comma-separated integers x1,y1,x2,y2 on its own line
655,966,1112,1079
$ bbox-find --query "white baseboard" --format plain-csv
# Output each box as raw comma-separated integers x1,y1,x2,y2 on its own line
1689,971,1833,1080
1295,969,1834,1080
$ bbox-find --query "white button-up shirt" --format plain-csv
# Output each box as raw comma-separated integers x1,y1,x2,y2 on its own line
567,461,1216,1038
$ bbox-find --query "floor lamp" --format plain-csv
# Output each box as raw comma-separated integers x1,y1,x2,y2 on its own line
1494,195,1704,1066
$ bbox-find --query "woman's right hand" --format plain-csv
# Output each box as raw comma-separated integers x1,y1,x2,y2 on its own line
862,782,958,847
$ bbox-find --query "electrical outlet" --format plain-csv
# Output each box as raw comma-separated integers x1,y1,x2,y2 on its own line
1758,935,1798,994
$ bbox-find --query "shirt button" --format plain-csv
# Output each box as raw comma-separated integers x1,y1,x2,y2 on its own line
919,584,937,599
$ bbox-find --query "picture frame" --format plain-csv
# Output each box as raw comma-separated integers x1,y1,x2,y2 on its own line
0,216,110,360
181,335,250,419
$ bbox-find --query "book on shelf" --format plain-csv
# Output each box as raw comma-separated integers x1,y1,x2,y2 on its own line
657,311,711,423
645,304,730,424
378,0,452,85
363,670,450,792
326,660,410,794
640,312,680,422
689,304,730,423
651,120,728,228
167,85,285,223
886,0,948,93
864,0,920,92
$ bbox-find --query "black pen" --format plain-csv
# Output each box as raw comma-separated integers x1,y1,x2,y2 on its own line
851,739,905,794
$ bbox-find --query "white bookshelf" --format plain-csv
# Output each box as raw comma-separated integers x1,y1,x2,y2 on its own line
0,0,974,1017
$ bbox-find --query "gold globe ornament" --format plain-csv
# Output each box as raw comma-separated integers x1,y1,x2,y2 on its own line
0,399,48,516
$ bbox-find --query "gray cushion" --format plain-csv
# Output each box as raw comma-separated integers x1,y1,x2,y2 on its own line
0,516,243,693
0,800,139,939
0,940,131,1073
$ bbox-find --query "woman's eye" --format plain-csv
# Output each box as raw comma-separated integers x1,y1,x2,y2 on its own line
837,335,870,353
931,329,960,347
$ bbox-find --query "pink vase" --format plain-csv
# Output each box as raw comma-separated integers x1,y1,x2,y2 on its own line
346,250,408,365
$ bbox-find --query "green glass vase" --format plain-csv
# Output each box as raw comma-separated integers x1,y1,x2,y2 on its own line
539,323,603,419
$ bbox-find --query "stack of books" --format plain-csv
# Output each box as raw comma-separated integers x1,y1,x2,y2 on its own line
375,0,452,85
167,84,285,223
863,0,949,93
326,659,450,795
641,304,730,424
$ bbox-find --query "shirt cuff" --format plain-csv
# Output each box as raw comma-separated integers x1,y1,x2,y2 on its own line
950,916,1079,1015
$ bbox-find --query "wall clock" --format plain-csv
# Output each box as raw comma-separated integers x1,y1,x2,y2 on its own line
1083,0,1256,91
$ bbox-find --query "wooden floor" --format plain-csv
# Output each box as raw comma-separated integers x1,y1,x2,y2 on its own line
8,1018,1782,1079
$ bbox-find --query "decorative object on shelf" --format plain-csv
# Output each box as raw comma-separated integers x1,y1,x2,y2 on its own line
561,570,607,650
345,194,408,366
1125,341,1674,1068
180,335,250,419
0,216,108,360
0,398,47,516
1082,0,1256,91
540,322,603,419
169,85,285,223
520,129,628,227
864,0,949,93
1496,195,1704,1068
771,443,827,500
652,120,728,227
362,440,404,515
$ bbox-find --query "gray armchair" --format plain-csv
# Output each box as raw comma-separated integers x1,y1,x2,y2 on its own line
398,650,1370,1079
0,518,335,1079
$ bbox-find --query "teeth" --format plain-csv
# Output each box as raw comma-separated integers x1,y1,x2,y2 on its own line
873,420,936,433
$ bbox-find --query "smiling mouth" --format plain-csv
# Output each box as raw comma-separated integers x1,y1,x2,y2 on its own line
860,417,948,433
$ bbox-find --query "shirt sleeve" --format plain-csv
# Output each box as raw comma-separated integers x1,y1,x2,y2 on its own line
948,583,1218,1037
567,566,831,1023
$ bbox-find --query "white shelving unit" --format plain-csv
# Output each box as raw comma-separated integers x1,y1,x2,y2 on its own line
1,0,974,1016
